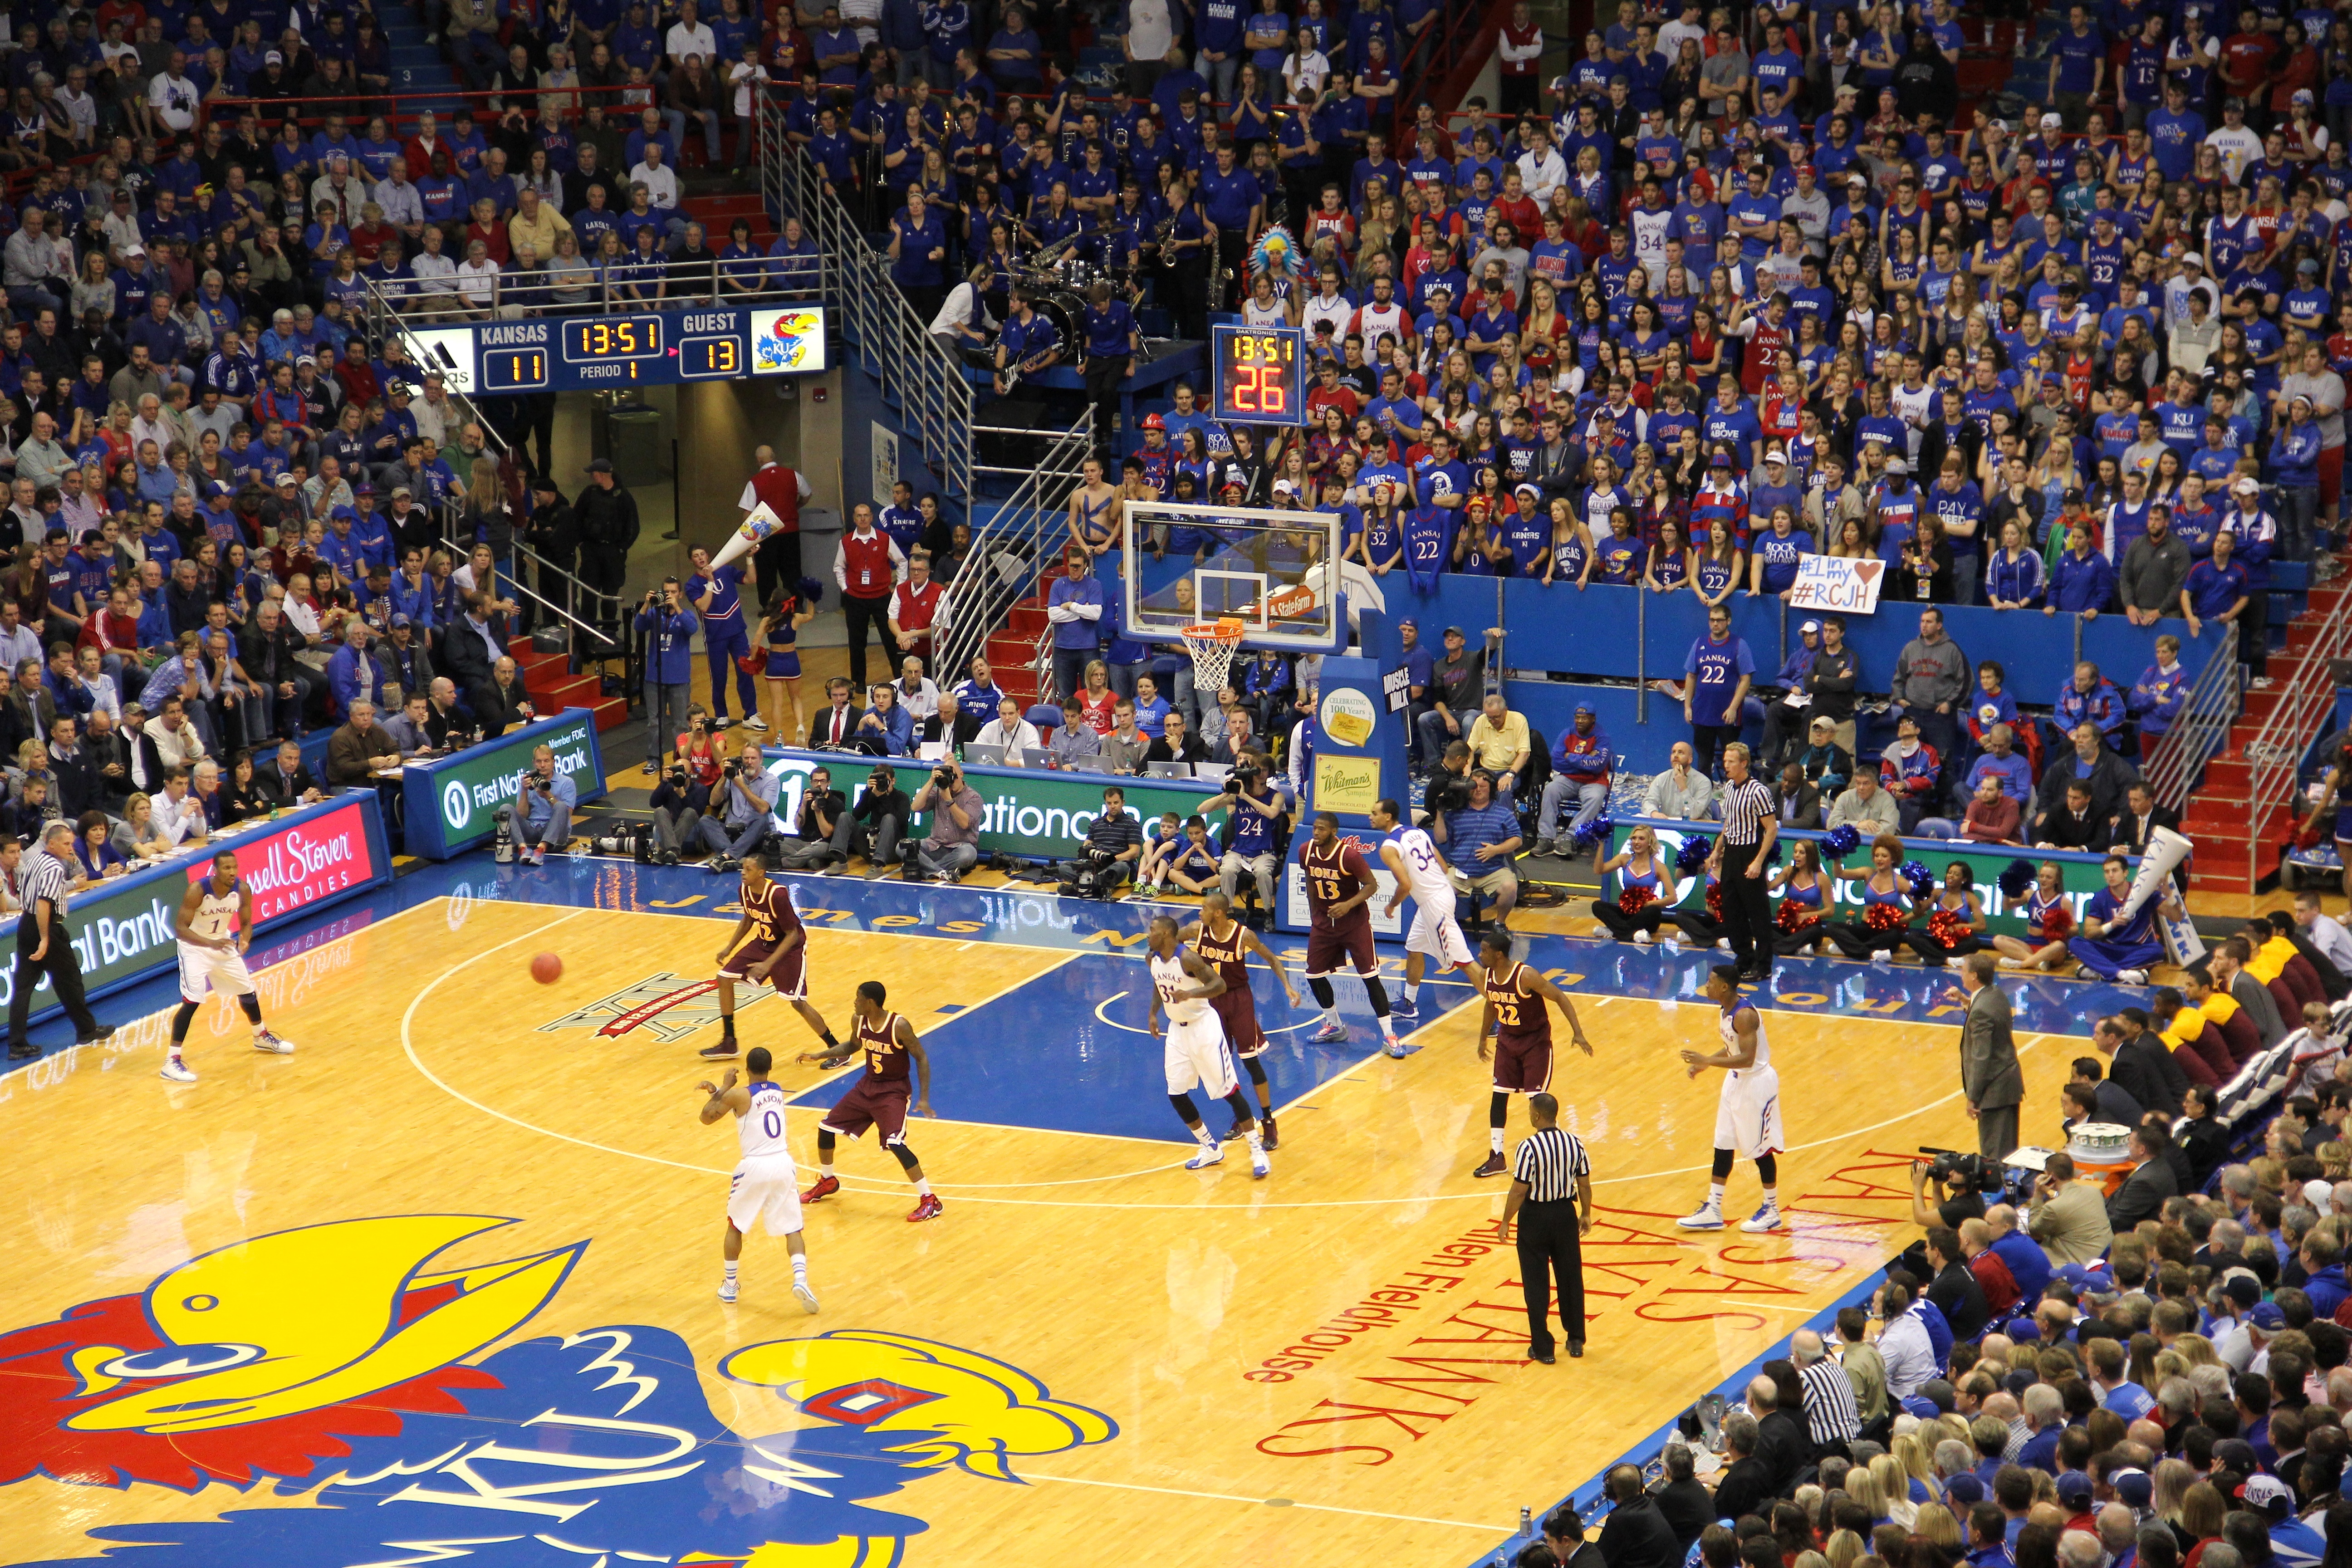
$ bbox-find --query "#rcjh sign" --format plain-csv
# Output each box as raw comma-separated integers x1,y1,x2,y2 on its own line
1787,555,1886,615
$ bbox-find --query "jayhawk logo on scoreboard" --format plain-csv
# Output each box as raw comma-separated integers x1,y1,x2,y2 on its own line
0,1215,1115,1567
756,309,823,375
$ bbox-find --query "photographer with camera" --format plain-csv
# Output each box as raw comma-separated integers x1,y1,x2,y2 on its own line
1908,1150,1997,1231
774,765,850,872
1432,767,1523,932
693,737,779,874
646,721,725,866
1422,740,1476,818
1203,752,1288,910
906,759,984,883
1054,783,1143,898
634,577,697,777
846,764,914,870
494,742,576,866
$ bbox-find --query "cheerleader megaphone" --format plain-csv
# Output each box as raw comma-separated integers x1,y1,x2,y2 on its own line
2115,824,2195,926
706,501,789,575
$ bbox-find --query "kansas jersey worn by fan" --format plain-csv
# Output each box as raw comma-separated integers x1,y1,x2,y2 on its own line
161,851,293,1083
1297,812,1401,1053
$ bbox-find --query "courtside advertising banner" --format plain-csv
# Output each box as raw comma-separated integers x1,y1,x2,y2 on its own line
0,793,394,1023
761,750,1229,856
403,710,608,860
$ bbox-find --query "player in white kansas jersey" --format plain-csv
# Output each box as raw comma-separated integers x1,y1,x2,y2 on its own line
1675,964,1785,1233
698,1046,819,1312
161,851,294,1082
1146,915,1269,1177
1370,798,1474,1023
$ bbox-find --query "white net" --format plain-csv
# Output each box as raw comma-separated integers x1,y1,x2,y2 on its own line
1116,498,1345,652
1181,622,1247,693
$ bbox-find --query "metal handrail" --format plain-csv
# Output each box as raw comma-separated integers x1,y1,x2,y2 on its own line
436,527,620,651
754,85,971,509
2237,583,2352,875
933,409,1098,690
376,255,827,323
2143,629,2243,812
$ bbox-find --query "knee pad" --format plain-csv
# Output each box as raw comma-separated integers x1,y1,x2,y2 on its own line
1490,1091,1509,1128
1242,1055,1267,1086
1711,1147,1735,1181
1167,1093,1198,1120
1756,1153,1778,1187
889,1142,919,1170
1363,978,1390,1014
816,1129,836,1152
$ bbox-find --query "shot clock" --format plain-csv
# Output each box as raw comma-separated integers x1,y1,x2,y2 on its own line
1210,323,1309,426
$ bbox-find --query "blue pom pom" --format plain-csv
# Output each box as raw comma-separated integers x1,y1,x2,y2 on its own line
1823,824,1861,860
1901,861,1936,900
1997,858,2037,900
1676,834,1714,875
1591,812,1612,839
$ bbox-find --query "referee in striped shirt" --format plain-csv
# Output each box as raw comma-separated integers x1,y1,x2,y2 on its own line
1710,743,1779,985
6,822,108,1061
1498,1091,1592,1364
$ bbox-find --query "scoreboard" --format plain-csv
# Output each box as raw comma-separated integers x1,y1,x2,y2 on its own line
1209,323,1308,426
400,305,828,395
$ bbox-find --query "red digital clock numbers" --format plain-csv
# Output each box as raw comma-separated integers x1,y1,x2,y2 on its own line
1215,327,1307,425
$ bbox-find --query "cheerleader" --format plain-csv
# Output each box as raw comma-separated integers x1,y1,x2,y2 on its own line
1592,824,1679,943
1826,834,1914,960
753,583,819,740
1771,840,1832,956
1903,861,1988,967
1990,861,2075,971
1661,873,1727,949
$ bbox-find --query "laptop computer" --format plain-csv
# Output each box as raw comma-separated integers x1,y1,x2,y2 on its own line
1194,762,1231,787
1018,747,1055,768
1146,760,1193,779
963,743,1007,766
1071,755,1112,774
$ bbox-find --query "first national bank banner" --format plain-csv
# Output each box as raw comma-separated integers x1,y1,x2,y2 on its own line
402,710,608,859
760,751,1228,853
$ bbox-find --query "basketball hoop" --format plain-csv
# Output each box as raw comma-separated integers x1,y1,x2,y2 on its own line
1181,618,1248,693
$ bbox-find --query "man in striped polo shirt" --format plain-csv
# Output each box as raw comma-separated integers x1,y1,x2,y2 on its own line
1499,1090,1592,1363
7,821,111,1060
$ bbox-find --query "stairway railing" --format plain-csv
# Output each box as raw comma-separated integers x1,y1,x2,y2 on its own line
753,87,972,510
933,409,1099,692
2143,629,2244,813
2230,584,2352,883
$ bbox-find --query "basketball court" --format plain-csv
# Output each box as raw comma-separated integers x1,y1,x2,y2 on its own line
0,857,2120,1568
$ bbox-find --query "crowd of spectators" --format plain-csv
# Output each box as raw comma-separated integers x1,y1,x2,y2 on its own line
1507,1022,2352,1568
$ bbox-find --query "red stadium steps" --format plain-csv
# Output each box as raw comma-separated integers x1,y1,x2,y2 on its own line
2180,577,2349,894
683,190,775,249
513,646,629,731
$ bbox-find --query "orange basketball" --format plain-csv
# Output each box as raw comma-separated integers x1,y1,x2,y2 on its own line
530,952,564,985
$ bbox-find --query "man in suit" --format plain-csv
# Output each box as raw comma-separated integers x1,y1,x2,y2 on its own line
82,708,132,810
1957,952,2023,1160
806,676,860,748
2095,1009,2189,1117
1595,1464,1681,1568
472,655,537,737
2107,779,2180,856
1774,761,1823,830
255,737,324,806
238,598,311,740
2032,720,2139,841
2106,1119,2180,1230
45,715,95,818
0,658,59,760
441,589,504,694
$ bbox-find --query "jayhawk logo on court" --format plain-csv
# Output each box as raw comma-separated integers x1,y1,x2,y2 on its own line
0,1215,1115,1567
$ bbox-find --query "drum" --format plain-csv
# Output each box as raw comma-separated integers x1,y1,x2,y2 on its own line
1034,289,1083,352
